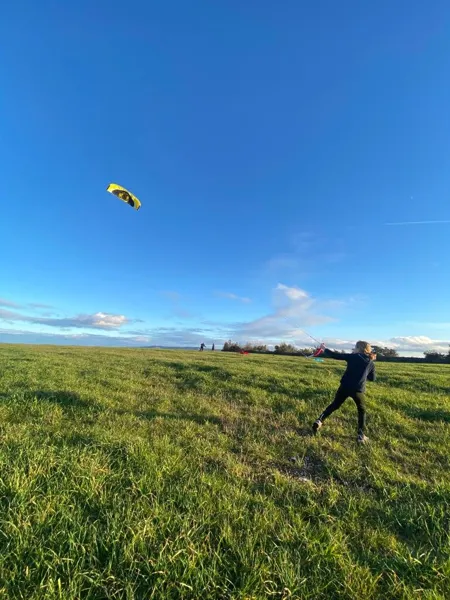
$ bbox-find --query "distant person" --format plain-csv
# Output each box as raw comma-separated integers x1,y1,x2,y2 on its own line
312,341,377,443
212,343,215,351
199,343,206,352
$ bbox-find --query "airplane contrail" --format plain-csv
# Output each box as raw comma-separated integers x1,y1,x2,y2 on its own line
386,220,450,226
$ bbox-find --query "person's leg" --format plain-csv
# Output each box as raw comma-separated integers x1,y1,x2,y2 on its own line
351,392,366,437
313,387,348,431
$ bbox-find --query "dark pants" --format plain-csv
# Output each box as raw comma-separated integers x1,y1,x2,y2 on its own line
319,386,366,434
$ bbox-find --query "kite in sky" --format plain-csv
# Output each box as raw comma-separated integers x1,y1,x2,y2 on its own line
107,183,141,211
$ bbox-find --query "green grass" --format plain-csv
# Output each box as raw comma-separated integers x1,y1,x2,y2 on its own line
0,345,449,599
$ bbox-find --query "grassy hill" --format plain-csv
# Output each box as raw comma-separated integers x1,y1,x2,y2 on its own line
0,345,448,599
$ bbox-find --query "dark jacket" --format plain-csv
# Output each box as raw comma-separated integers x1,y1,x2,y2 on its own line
323,349,376,392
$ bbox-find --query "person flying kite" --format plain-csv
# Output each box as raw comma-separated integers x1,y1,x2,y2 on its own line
312,341,377,443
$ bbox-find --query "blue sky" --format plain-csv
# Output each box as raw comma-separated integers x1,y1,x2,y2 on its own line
1,0,450,355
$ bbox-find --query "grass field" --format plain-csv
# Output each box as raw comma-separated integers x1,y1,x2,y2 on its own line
0,345,448,599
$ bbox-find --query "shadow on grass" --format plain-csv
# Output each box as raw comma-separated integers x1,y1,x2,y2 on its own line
63,432,101,446
149,360,233,384
144,360,337,408
146,361,258,404
404,407,450,423
0,390,101,415
33,390,92,407
1,386,226,431
145,361,208,392
30,390,102,414
381,395,450,426
381,377,450,396
151,360,229,375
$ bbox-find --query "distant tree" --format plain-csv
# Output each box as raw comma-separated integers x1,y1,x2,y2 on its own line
372,345,399,358
242,343,268,353
424,351,446,363
274,342,298,355
222,340,242,353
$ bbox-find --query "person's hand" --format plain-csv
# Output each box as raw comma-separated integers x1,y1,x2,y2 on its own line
370,352,377,361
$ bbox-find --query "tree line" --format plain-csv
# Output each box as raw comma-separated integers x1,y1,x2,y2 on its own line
222,341,450,363
222,341,333,356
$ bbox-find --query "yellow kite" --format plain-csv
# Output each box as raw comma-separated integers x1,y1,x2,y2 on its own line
107,183,141,211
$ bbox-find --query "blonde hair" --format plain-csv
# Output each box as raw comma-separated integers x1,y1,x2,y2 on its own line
355,340,372,355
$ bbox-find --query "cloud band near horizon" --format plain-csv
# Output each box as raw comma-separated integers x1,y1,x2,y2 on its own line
1,289,449,355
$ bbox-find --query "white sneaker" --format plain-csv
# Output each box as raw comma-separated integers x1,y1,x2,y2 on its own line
357,433,369,444
312,419,323,434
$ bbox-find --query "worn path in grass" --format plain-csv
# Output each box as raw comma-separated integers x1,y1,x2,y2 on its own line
0,345,449,599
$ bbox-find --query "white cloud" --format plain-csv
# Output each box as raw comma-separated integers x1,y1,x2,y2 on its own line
0,308,130,330
276,283,308,301
388,336,450,353
85,313,128,328
216,292,252,304
141,286,343,347
232,284,338,342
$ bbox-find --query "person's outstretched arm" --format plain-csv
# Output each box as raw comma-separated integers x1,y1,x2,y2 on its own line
323,349,348,361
